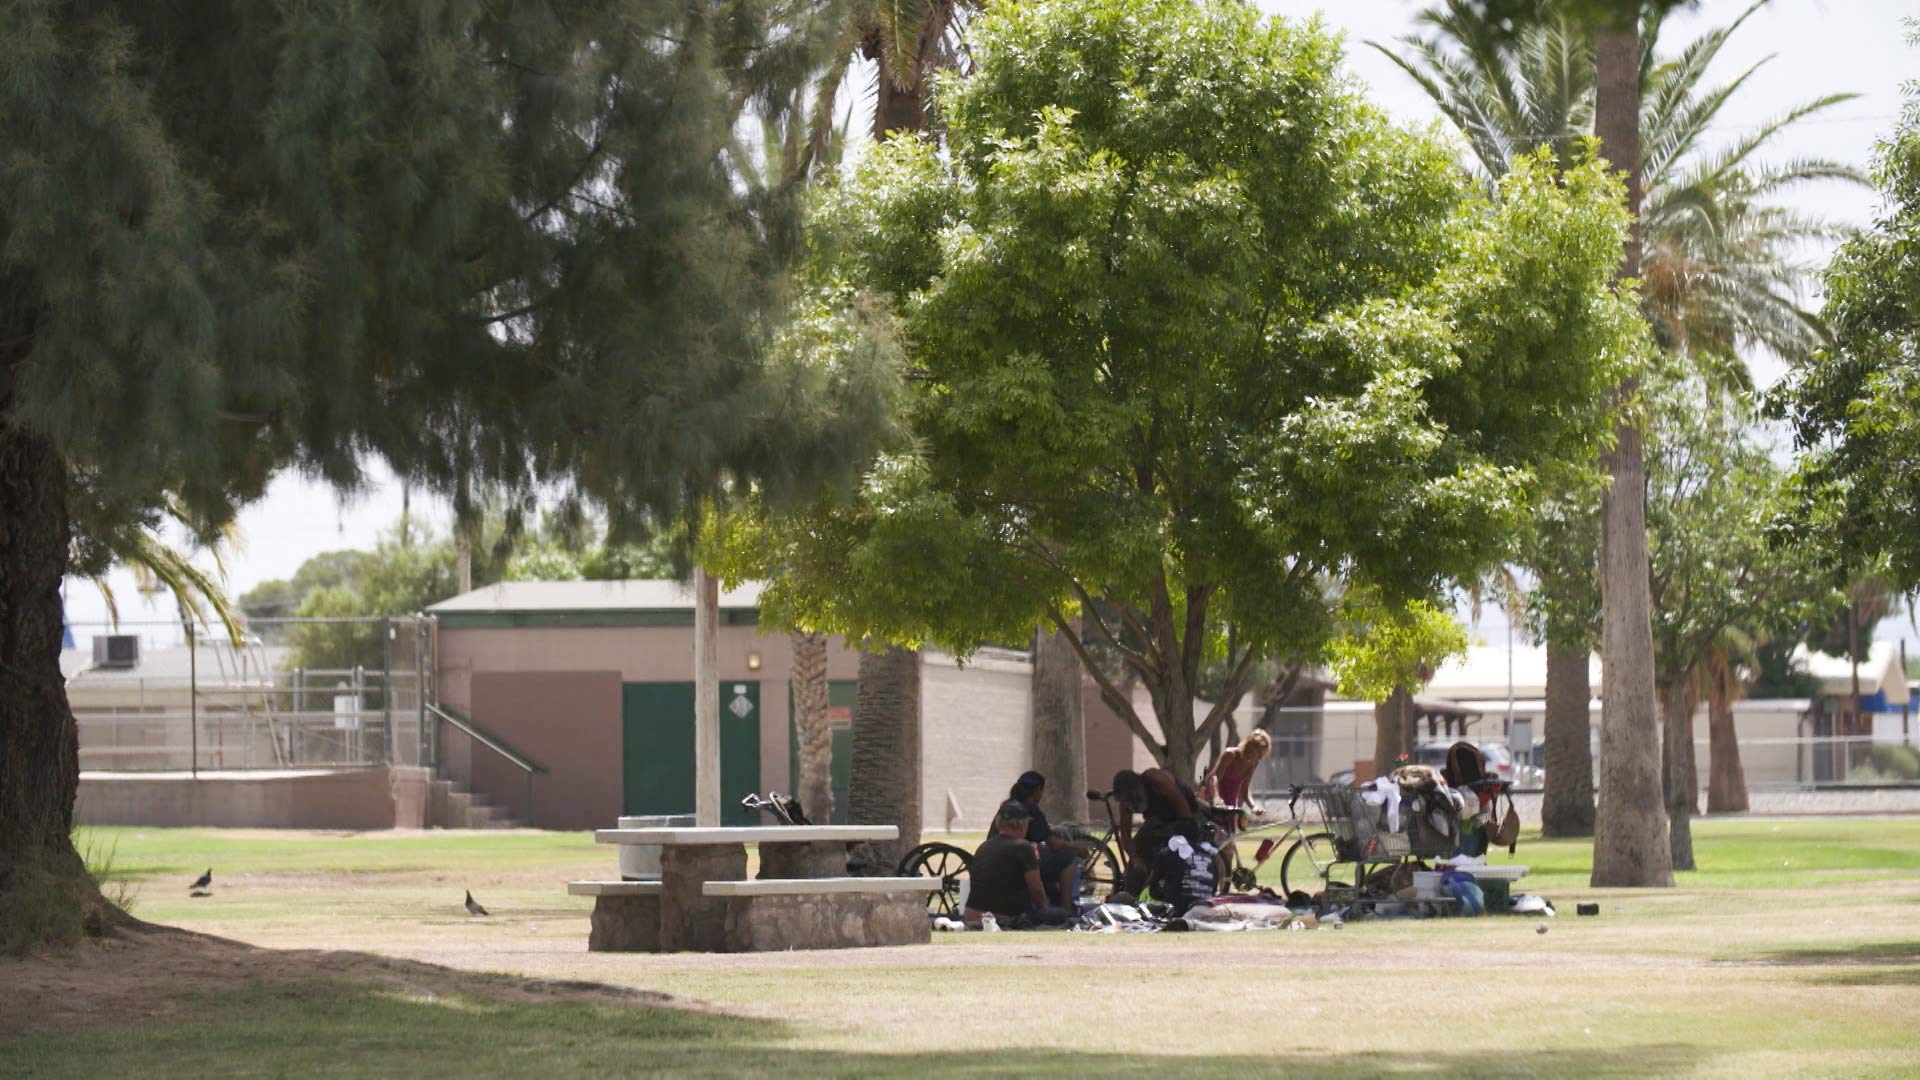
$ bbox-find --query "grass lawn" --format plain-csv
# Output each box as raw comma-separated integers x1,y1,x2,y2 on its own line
4,819,1919,1078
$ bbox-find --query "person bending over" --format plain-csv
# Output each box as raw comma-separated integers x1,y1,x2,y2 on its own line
966,800,1069,927
1008,770,1091,907
1200,729,1270,833
1111,767,1201,896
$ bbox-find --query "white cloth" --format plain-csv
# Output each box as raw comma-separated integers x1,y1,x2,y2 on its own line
1359,776,1402,832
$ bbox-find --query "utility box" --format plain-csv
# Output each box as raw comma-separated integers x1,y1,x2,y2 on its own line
91,635,140,670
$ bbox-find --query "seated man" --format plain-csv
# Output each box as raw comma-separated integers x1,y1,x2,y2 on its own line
1111,767,1203,897
1007,770,1090,907
965,800,1070,927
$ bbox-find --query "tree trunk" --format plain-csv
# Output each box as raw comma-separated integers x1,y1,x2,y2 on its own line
868,41,926,141
1158,690,1202,783
1541,638,1596,837
848,644,920,873
790,631,834,825
1660,680,1696,872
1706,675,1749,813
1030,621,1087,826
0,413,104,946
1590,24,1673,889
1373,686,1415,777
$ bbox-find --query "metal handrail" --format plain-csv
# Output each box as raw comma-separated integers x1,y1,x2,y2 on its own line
426,703,545,826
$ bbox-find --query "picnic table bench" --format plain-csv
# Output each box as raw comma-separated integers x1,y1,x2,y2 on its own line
572,825,940,953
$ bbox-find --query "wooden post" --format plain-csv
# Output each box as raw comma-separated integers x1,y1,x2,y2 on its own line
694,566,721,827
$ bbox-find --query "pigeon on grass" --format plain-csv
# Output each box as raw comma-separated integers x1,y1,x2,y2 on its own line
464,891,490,917
189,869,212,891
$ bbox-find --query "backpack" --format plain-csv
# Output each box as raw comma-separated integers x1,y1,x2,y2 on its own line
1442,741,1486,788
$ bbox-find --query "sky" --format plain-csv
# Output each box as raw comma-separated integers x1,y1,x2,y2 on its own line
61,0,1919,646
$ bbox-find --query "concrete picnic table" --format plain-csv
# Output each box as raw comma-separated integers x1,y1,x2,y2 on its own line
590,825,901,951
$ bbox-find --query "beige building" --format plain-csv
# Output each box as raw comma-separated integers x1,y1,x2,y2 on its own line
428,580,1055,832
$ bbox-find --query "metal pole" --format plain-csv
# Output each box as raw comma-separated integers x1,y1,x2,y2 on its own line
416,618,429,770
383,617,395,765
188,619,198,779
1904,640,1911,747
694,566,720,826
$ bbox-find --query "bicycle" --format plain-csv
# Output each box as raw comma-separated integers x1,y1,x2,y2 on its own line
740,791,811,826
894,794,1131,917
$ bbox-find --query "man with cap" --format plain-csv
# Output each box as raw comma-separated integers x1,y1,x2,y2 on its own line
964,800,1071,927
1008,770,1091,907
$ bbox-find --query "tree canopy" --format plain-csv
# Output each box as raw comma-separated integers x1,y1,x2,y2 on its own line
1772,24,1920,588
0,0,893,943
2,0,892,575
716,0,1646,775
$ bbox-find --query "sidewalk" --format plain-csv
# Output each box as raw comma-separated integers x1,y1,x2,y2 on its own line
1509,786,1920,824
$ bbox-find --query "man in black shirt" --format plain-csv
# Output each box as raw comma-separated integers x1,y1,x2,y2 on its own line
1009,771,1090,906
965,800,1069,927
1112,768,1204,896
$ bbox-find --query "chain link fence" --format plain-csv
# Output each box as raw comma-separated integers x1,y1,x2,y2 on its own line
66,617,435,773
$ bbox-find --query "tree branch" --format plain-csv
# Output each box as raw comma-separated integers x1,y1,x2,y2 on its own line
1047,605,1163,759
1197,640,1260,747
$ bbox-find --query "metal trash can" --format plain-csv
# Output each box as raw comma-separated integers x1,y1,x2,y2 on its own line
618,814,694,881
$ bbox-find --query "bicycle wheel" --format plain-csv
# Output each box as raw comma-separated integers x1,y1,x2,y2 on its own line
1278,831,1338,899
1075,841,1123,903
895,842,971,916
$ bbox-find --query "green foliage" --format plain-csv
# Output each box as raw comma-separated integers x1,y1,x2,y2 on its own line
1644,376,1836,688
1383,0,1862,384
1463,0,1698,35
1,0,894,585
722,0,1644,767
1327,595,1469,703
1854,745,1920,783
1772,23,1920,590
288,537,459,672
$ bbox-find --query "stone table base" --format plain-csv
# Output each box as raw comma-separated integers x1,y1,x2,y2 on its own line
658,844,748,952
588,893,662,952
720,892,932,952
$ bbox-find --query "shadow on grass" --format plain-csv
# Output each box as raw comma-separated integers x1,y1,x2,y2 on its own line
2,972,1706,1079
1757,940,1920,966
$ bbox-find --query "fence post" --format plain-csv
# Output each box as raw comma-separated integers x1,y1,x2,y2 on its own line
382,617,395,766
415,618,429,770
188,620,198,779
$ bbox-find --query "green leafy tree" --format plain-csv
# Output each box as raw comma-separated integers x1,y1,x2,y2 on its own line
717,0,1644,782
1772,22,1920,591
1328,596,1469,774
1384,0,1859,874
0,0,891,944
1643,378,1834,869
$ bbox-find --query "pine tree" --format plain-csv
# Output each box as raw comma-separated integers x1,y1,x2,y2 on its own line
0,0,892,946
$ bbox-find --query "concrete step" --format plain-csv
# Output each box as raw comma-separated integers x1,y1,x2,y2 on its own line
429,778,519,829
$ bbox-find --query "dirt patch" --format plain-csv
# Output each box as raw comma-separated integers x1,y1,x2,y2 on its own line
0,923,713,1040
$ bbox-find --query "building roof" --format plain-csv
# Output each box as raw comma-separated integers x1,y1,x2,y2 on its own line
1791,641,1909,704
60,641,290,684
428,579,765,614
1412,645,1602,702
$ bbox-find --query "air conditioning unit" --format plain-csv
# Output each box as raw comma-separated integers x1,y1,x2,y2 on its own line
92,635,141,669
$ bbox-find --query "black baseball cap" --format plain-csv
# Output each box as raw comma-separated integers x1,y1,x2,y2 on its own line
996,799,1032,822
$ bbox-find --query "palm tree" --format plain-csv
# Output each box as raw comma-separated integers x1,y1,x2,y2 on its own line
830,0,977,868
1381,2,1860,370
86,504,245,646
790,630,836,823
1380,0,1860,876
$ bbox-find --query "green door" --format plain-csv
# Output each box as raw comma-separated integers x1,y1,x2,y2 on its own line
622,681,760,825
788,680,856,825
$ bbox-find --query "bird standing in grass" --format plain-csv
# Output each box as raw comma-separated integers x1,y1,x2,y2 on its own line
464,890,489,916
189,869,212,891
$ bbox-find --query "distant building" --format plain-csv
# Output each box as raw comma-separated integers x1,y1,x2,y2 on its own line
428,580,1043,832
